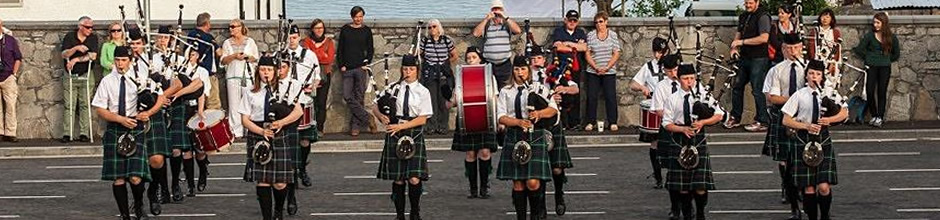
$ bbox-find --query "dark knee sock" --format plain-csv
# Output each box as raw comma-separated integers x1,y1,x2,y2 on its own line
170,156,182,184
778,164,787,188
680,193,694,219
803,192,818,220
130,182,145,208
694,193,708,219
819,192,832,220
113,184,130,216
256,186,273,220
287,183,296,205
273,187,287,214
479,159,492,189
527,185,541,218
159,165,170,194
183,158,195,187
392,183,406,217
650,148,662,181
300,146,311,171
148,167,161,199
552,171,566,202
408,182,423,216
465,160,478,191
512,190,527,220
669,190,681,215
197,157,209,178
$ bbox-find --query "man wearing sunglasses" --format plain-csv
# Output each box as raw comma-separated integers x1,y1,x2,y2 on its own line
551,10,587,131
59,16,99,143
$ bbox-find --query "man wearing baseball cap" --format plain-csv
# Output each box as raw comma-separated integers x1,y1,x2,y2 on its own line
472,0,523,89
551,10,588,131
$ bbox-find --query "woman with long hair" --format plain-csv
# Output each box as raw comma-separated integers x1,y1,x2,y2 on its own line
853,12,900,127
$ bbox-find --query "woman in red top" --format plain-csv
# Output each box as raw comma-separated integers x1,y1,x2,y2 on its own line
302,18,335,133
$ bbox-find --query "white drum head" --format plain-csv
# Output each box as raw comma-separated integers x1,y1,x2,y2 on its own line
187,109,226,130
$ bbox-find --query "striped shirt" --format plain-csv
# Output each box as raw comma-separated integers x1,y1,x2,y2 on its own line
587,30,621,75
482,23,513,64
420,35,455,65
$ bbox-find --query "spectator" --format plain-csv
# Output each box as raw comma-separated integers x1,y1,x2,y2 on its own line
853,12,900,127
584,11,621,132
808,8,843,86
552,10,587,131
337,6,375,137
420,19,457,134
220,18,259,138
302,18,336,134
727,0,772,132
187,12,222,110
769,4,796,65
60,16,99,143
472,0,522,89
99,22,125,78
0,19,22,142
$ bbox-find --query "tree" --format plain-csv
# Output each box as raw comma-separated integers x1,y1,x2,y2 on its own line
760,0,831,16
628,0,685,17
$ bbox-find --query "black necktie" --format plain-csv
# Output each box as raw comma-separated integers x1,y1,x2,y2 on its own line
812,92,819,124
402,85,411,118
789,63,798,96
118,76,126,116
515,86,524,119
291,52,299,80
672,81,678,93
263,89,271,119
683,94,692,126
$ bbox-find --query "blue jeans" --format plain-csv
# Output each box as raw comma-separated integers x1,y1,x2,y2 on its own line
731,57,770,123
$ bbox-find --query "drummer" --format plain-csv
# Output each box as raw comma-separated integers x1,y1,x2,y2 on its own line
372,54,433,220
238,55,303,220
163,48,210,201
529,45,573,217
285,25,321,190
93,46,151,220
450,46,499,200
496,55,556,220
127,29,172,216
634,37,671,189
661,64,723,220
650,53,681,218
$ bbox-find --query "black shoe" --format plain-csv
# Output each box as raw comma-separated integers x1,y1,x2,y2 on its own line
197,177,207,192
60,135,71,143
159,188,171,204
788,209,802,220
479,185,490,199
409,213,422,220
287,194,298,215
668,211,680,220
467,187,479,199
300,169,313,187
134,204,148,220
186,184,196,197
555,198,566,216
654,179,664,189
171,183,184,202
121,214,132,220
78,135,90,143
274,210,284,220
149,199,161,216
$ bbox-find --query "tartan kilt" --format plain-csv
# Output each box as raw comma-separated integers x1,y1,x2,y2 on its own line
289,126,311,167
250,125,297,184
167,104,195,151
101,122,151,182
496,128,552,181
762,106,790,161
661,131,715,191
143,109,171,156
547,125,573,169
377,126,430,181
656,127,672,168
450,130,500,152
790,130,838,187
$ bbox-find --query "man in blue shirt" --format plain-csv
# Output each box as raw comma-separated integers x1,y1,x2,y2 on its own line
187,12,222,110
551,10,587,131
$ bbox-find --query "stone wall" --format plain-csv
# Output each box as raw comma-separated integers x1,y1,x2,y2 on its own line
6,15,940,138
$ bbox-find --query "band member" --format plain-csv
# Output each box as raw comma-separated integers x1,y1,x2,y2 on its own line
221,18,259,139
472,0,522,89
496,55,557,220
662,64,723,220
239,55,303,220
528,45,573,217
630,37,670,188
126,30,172,216
552,10,587,131
451,46,498,199
93,46,150,220
149,25,180,207
782,60,847,220
60,16,99,143
373,54,433,220
762,33,805,219
286,24,321,188
164,48,210,202
807,8,842,81
651,54,682,218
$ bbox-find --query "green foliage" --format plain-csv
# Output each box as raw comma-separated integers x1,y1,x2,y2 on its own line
760,0,832,16
629,0,685,17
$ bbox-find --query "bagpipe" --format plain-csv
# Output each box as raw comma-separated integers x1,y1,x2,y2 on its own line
799,80,843,167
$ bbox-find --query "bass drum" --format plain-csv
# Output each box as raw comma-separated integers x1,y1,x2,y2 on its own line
455,64,499,134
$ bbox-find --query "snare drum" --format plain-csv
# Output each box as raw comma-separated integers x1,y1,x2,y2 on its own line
639,99,662,133
298,105,314,130
187,109,235,152
455,64,499,133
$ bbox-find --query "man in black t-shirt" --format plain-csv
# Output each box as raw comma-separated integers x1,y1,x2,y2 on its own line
728,0,772,132
59,16,100,143
337,6,375,137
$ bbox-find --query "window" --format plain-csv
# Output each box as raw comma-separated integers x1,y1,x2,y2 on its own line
0,0,22,8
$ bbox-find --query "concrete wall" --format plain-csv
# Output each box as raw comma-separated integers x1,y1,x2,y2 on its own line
0,0,281,21
5,15,940,138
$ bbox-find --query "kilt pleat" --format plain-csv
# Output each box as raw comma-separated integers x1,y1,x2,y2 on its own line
144,109,171,156
661,131,715,191
496,128,552,181
167,104,194,151
101,122,151,182
790,130,838,187
547,125,573,169
762,106,791,161
377,126,430,181
250,125,297,184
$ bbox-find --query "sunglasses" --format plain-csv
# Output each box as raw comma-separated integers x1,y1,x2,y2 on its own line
566,19,579,22
430,25,439,28
229,25,241,29
109,29,122,33
81,25,94,29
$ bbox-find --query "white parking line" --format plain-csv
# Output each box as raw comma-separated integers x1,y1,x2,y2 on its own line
710,210,790,214
505,211,606,215
711,189,782,193
310,212,402,216
343,175,375,179
889,187,940,191
363,159,443,164
855,169,940,173
711,154,761,158
0,215,19,219
714,171,774,174
566,173,597,176
897,208,940,212
546,191,609,195
125,214,217,217
14,177,243,184
839,152,920,157
571,157,600,160
333,192,428,196
195,194,247,197
0,196,65,199
46,163,245,169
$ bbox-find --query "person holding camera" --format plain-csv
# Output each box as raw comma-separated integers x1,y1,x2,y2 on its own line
472,0,522,89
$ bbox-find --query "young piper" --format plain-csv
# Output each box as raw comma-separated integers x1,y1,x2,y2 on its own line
496,55,557,220
662,64,723,220
650,54,681,219
451,46,499,199
281,25,322,216
164,49,209,201
782,59,847,220
239,55,303,220
631,37,670,189
529,45,573,217
148,25,181,207
761,33,805,219
373,55,433,220
93,46,150,220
